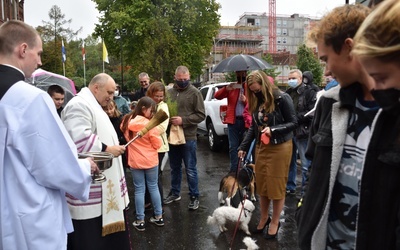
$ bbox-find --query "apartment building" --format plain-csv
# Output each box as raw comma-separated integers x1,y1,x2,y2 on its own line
0,0,24,24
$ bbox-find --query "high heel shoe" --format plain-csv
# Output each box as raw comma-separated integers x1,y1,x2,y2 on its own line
252,217,271,234
264,222,280,240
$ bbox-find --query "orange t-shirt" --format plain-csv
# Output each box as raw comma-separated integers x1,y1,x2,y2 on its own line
125,115,161,169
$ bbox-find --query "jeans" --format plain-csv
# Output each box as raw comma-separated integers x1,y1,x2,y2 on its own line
144,152,165,204
287,137,311,193
287,142,298,192
131,166,162,221
227,118,246,172
168,140,199,197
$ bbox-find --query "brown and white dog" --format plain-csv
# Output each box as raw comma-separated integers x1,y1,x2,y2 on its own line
218,164,256,206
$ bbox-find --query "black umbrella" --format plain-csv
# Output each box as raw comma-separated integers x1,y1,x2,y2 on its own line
26,69,77,105
212,54,273,73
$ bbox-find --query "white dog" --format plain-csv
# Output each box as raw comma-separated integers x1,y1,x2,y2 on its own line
242,237,259,250
207,199,255,235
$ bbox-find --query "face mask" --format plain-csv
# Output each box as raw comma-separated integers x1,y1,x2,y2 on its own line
114,90,119,96
371,88,400,111
237,75,246,83
288,79,298,88
303,78,308,84
175,80,190,89
254,91,264,102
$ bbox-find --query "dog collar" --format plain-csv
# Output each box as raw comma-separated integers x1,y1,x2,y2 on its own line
244,208,252,217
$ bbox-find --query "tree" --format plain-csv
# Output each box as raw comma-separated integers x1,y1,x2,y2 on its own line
93,0,221,84
36,5,83,75
296,44,324,86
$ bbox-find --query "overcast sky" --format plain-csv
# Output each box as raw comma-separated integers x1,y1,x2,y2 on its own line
24,0,356,39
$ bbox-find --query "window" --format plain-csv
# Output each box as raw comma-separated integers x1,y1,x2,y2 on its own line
247,18,255,26
277,28,281,35
282,29,287,35
277,19,281,26
200,87,208,101
282,37,287,44
283,20,287,26
277,37,281,44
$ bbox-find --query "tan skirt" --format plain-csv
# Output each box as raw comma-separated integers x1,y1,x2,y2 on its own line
254,139,292,200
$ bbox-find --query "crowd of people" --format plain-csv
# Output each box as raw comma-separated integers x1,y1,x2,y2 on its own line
1,0,399,248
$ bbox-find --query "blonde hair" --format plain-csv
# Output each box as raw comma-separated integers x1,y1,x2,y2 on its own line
103,100,121,118
307,4,370,54
353,0,400,64
246,70,278,113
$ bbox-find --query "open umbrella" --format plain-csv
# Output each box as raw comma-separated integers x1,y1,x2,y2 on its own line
26,69,77,104
212,54,273,73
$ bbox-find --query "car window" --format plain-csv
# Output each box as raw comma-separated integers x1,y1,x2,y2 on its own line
200,87,208,101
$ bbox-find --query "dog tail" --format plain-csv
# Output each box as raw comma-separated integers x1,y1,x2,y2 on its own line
219,176,226,192
243,237,259,250
207,215,215,225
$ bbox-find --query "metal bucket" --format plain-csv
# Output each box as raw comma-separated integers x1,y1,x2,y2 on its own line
78,152,114,183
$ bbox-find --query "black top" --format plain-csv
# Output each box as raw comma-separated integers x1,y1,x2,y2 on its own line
0,65,25,100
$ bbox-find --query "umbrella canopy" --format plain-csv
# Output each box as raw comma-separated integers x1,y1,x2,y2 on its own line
26,69,77,104
212,54,273,73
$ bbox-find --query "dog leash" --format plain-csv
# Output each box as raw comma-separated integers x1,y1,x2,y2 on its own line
228,158,243,204
230,194,248,250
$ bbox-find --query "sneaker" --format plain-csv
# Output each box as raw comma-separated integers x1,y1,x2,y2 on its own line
188,196,199,210
164,193,181,204
132,221,145,232
149,216,165,226
286,189,296,195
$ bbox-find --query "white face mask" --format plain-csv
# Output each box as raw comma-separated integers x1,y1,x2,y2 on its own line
288,79,298,88
114,90,119,96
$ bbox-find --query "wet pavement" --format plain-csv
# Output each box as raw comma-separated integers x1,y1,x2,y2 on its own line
125,135,302,250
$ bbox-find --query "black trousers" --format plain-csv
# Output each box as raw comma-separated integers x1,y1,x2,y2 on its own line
67,209,131,250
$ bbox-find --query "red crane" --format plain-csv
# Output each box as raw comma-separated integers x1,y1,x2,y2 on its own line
268,0,277,53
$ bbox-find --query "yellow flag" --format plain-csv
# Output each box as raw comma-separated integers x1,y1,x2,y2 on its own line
103,40,109,63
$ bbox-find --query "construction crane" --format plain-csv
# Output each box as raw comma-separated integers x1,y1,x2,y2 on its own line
268,0,277,53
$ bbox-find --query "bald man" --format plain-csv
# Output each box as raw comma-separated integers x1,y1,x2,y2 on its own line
62,73,131,250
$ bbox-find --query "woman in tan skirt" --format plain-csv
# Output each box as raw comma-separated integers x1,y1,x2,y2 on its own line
238,70,297,239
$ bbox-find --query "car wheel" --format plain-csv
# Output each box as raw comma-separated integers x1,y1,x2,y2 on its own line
207,121,222,152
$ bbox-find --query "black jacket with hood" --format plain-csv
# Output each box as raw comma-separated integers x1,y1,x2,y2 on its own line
303,71,320,92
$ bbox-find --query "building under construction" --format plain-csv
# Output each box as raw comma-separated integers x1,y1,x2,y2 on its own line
210,11,319,83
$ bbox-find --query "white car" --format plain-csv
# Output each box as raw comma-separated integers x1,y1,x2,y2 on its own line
198,82,231,151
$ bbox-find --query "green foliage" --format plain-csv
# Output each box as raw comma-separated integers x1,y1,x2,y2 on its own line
296,44,324,86
165,94,178,117
93,0,221,84
35,2,220,92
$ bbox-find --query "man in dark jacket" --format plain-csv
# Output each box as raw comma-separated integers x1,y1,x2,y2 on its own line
285,69,317,195
132,72,150,101
296,4,378,249
164,66,205,211
302,71,320,92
